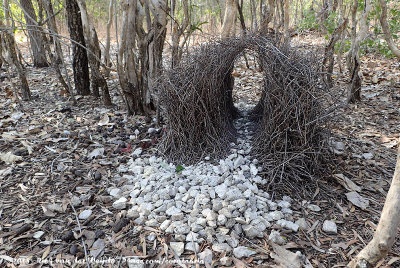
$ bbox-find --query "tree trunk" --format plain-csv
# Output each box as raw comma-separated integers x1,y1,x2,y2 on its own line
283,0,290,44
260,0,275,35
322,18,348,88
76,0,112,105
65,0,90,95
221,0,236,38
378,0,400,58
171,0,189,68
346,0,371,104
19,0,48,67
42,0,70,93
104,0,114,75
236,0,246,33
348,144,400,268
0,22,31,100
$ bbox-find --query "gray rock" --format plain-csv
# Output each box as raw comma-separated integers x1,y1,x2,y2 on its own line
78,209,92,220
198,249,213,266
363,152,374,160
212,243,232,253
217,214,227,225
160,220,171,231
226,235,239,248
166,206,181,216
185,242,200,252
307,204,321,212
215,184,228,199
175,224,190,234
112,197,127,209
268,211,284,221
269,230,286,245
220,256,232,266
295,218,309,231
276,219,299,232
323,220,337,234
233,246,257,258
170,242,185,256
243,224,262,239
186,232,199,242
71,196,81,207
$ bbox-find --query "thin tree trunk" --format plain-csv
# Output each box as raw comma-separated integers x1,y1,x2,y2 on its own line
104,0,114,75
236,0,246,33
221,0,236,37
42,0,70,93
260,0,275,35
20,0,49,67
171,0,189,68
65,0,90,95
348,144,400,268
322,18,348,88
347,0,371,104
283,0,290,44
0,22,31,100
77,0,112,105
378,0,400,58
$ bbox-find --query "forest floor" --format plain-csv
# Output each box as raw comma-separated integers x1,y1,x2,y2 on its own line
1,34,400,267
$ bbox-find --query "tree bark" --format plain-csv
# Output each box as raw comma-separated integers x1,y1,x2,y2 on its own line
260,0,275,35
117,0,168,115
0,22,31,100
283,0,290,44
42,0,70,93
171,0,189,67
379,0,400,58
322,18,348,88
348,144,400,267
20,0,49,67
65,0,90,95
104,0,114,75
77,0,112,105
346,0,371,104
221,0,236,38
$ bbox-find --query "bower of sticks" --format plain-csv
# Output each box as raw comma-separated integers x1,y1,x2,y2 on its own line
156,35,330,189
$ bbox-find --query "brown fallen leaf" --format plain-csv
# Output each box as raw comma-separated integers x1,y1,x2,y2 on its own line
333,174,362,192
270,242,301,268
232,257,248,268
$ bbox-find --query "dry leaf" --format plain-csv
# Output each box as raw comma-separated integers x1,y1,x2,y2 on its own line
333,174,362,192
0,152,22,164
270,242,301,268
98,114,110,126
346,192,369,210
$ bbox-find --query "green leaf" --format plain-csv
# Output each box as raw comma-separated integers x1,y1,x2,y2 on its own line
175,165,184,173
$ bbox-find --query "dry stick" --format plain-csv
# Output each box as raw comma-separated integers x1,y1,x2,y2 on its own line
69,197,91,268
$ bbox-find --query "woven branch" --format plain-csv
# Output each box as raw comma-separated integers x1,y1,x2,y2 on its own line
156,35,331,185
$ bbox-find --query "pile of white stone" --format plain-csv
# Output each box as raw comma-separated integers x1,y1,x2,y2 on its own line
108,106,332,259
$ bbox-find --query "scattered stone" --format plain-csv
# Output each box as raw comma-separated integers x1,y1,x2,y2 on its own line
113,197,127,209
362,152,374,160
307,204,321,212
220,256,232,266
233,246,257,258
276,219,299,232
78,209,92,220
33,231,45,239
322,220,338,234
346,192,369,210
185,242,200,252
198,249,213,266
212,243,232,253
295,218,309,231
269,230,286,245
170,242,185,256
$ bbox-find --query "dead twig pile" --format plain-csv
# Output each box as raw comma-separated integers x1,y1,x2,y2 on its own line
157,35,330,186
